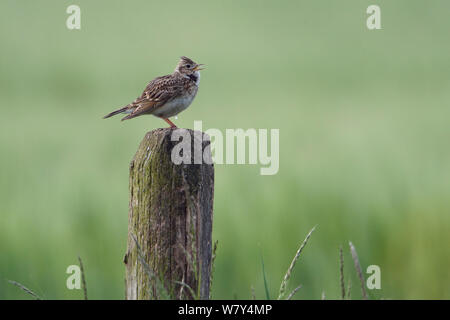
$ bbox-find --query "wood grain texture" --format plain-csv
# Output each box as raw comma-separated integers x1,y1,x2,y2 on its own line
125,128,214,300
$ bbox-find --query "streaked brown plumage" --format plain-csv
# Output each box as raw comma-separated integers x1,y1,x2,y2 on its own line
103,56,204,128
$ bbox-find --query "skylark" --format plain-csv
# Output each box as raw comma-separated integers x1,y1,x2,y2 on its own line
103,56,204,128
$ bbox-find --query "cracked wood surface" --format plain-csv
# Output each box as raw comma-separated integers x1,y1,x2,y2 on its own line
125,128,214,300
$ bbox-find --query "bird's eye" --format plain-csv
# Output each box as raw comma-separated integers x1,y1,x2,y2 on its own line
186,64,191,68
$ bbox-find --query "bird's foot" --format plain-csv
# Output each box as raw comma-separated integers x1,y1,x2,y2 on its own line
164,118,178,128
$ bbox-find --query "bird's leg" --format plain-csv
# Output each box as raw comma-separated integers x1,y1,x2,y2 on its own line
163,118,177,128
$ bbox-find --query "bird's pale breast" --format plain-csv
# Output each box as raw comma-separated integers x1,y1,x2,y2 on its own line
152,89,197,118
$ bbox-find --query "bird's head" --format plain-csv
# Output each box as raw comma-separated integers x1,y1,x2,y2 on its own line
175,56,205,76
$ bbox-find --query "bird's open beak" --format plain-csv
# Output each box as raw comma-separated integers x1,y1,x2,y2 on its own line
194,64,205,71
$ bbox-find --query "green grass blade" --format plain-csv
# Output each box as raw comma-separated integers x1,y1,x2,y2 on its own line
7,280,42,300
277,226,316,300
261,255,271,300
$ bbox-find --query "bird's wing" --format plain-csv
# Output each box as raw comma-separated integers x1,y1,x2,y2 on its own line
121,75,185,120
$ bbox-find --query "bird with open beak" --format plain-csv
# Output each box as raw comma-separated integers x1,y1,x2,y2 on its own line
103,56,205,128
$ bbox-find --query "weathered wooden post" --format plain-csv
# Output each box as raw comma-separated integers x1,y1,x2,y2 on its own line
124,128,214,300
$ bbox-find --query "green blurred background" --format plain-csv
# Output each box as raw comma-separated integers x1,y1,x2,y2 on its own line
1,0,449,299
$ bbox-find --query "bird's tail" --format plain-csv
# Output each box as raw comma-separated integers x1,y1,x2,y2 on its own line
103,106,129,119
